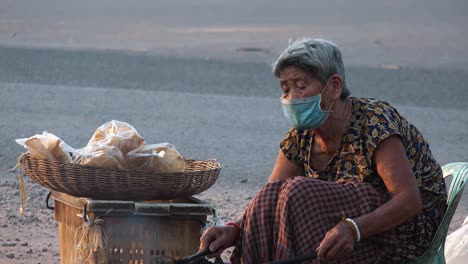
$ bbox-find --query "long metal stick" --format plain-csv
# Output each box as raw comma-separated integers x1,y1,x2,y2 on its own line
174,249,212,264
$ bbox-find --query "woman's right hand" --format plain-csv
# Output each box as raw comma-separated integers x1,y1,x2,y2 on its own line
199,225,240,258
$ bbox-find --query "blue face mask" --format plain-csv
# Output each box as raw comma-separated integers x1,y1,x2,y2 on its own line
281,82,333,130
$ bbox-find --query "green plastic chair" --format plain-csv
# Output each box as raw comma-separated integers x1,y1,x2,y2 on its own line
408,162,468,264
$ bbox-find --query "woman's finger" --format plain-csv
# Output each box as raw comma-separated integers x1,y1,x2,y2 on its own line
317,233,334,260
200,225,239,259
207,248,224,258
321,223,355,261
208,229,230,252
199,227,217,251
323,239,346,261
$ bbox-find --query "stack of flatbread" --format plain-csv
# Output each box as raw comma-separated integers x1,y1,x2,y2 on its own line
16,120,185,173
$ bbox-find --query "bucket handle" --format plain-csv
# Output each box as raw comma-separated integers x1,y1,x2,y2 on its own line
82,204,88,223
202,209,223,231
45,191,54,210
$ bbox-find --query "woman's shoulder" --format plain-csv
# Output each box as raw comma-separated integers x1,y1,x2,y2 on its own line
282,127,314,143
280,127,314,167
351,97,398,113
348,97,406,140
351,97,402,123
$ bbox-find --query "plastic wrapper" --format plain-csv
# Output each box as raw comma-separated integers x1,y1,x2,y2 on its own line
127,143,185,173
73,145,127,170
87,120,145,154
15,131,74,163
445,216,468,263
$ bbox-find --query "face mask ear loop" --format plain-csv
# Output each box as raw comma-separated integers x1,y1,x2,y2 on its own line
321,79,331,94
320,78,334,113
325,101,335,113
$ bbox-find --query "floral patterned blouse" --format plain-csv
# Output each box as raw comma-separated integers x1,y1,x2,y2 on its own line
280,97,447,261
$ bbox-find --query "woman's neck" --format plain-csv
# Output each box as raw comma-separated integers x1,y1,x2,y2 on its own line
314,98,352,146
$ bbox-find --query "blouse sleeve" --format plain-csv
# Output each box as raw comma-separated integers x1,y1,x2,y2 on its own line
363,100,404,159
280,128,305,166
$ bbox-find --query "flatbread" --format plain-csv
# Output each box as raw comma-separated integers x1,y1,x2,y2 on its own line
15,131,73,163
73,145,127,170
87,120,145,154
127,143,185,173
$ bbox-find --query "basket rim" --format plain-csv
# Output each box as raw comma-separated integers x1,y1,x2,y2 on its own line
18,153,222,200
19,153,221,175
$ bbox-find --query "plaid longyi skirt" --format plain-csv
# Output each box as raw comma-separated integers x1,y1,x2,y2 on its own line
230,177,397,264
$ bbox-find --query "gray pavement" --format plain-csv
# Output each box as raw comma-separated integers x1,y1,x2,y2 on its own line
1,78,467,187
0,55,467,229
1,45,467,109
1,0,468,69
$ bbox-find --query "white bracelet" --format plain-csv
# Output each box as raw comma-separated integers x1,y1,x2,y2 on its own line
345,218,361,242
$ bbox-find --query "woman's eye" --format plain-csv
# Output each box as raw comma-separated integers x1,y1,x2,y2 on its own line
296,80,307,88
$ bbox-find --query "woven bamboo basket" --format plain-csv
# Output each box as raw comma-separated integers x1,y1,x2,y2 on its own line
19,154,221,200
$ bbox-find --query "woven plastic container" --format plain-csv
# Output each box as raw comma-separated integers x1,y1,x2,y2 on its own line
51,191,214,264
19,154,221,200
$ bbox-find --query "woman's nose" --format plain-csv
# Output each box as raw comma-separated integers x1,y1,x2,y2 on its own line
285,89,301,101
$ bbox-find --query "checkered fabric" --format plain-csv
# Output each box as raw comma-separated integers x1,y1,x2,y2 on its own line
230,177,396,264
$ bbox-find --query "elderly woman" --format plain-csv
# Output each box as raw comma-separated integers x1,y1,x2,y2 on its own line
200,38,447,263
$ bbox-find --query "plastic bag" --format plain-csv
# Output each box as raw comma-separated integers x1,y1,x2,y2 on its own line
15,131,75,163
445,216,468,264
127,143,185,173
73,145,127,170
87,120,145,154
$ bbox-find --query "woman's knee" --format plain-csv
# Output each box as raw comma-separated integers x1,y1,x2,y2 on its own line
278,177,323,202
283,176,328,191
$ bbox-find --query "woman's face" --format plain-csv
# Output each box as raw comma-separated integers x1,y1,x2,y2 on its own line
279,66,324,101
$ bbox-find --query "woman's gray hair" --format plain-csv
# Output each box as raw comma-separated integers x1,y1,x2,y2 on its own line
272,38,350,100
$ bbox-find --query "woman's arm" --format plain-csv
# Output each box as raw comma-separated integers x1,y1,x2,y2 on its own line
268,150,305,182
200,150,304,256
318,135,422,261
354,135,422,238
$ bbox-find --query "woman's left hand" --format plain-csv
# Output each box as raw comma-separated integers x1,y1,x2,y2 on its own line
316,221,356,261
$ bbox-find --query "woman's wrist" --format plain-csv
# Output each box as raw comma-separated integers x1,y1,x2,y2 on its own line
341,218,361,242
225,222,241,245
340,212,361,242
226,222,241,232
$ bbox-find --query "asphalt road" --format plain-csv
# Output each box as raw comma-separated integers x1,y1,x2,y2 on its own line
0,45,467,227
1,0,467,69
0,0,467,245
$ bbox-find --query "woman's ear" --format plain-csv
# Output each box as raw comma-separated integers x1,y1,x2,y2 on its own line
330,74,343,100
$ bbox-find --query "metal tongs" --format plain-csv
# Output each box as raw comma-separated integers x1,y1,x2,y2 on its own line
174,249,224,264
174,249,316,264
